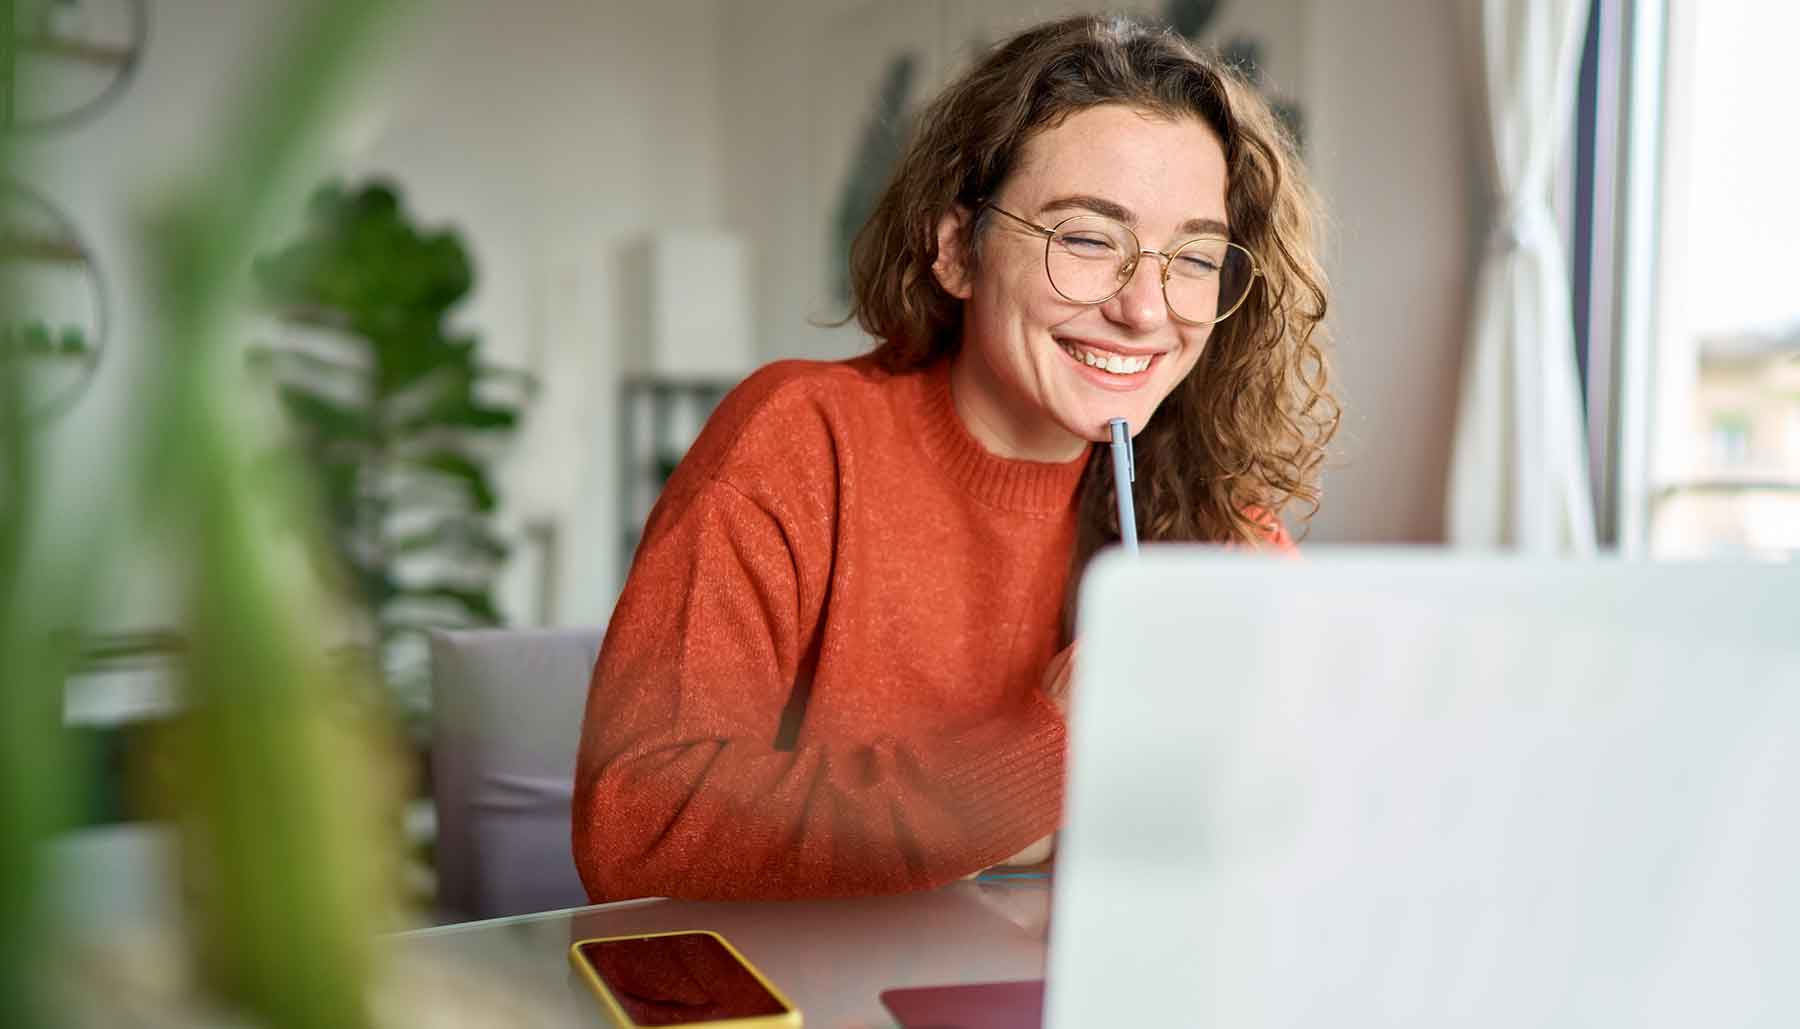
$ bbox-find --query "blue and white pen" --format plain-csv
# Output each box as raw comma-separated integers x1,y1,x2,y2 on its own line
1106,417,1138,555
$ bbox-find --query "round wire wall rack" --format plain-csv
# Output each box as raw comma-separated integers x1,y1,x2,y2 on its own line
1,177,109,422
4,0,148,134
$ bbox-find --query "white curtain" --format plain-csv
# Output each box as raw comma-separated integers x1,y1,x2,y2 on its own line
1447,0,1597,552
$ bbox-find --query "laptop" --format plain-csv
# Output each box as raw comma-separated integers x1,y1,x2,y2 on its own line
1045,549,1800,1028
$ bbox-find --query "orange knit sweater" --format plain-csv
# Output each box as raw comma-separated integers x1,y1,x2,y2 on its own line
571,355,1287,902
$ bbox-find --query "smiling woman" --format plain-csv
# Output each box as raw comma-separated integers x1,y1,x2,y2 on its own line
931,105,1243,463
855,15,1338,566
572,13,1337,904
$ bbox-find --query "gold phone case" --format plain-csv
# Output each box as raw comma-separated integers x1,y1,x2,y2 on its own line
568,929,802,1028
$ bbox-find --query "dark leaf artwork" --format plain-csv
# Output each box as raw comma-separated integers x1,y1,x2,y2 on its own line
1165,0,1305,149
832,53,918,305
1164,0,1226,39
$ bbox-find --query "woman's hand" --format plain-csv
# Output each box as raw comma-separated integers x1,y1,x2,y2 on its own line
1039,641,1077,719
968,832,1055,880
998,833,1055,867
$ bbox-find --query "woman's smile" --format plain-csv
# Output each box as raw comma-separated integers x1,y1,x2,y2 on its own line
1054,337,1168,389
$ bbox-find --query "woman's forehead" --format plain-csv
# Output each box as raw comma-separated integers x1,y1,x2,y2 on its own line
1007,105,1229,226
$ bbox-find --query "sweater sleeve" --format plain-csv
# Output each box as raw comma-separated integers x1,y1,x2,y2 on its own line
571,477,1067,903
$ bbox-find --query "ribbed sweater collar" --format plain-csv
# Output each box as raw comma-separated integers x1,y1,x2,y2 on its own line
909,359,1090,515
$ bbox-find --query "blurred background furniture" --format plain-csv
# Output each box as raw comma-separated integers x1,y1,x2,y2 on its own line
429,626,604,922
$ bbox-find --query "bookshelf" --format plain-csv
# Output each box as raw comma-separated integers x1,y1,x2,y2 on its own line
616,375,738,581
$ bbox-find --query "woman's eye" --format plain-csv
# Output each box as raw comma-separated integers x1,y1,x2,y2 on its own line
1060,234,1117,253
1175,255,1221,277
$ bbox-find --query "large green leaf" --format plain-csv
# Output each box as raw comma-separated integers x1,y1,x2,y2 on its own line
395,450,497,511
384,360,519,433
390,515,509,562
381,582,500,625
395,393,518,433
255,183,473,321
278,383,373,438
251,343,372,392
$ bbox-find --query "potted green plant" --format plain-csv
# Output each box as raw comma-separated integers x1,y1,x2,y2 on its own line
249,182,530,730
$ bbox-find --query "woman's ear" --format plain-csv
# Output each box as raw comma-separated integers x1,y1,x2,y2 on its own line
931,205,974,300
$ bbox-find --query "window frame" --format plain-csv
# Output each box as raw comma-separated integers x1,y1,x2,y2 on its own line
1574,0,1667,555
1583,0,1800,557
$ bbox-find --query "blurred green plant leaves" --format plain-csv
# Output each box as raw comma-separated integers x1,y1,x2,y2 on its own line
2,1,417,1026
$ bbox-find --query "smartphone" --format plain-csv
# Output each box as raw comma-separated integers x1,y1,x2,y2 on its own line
568,930,802,1028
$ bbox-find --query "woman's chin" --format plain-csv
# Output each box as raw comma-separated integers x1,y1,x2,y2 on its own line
1050,413,1113,446
1067,405,1153,444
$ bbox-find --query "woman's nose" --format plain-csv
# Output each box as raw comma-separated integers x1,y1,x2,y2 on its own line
1104,253,1168,329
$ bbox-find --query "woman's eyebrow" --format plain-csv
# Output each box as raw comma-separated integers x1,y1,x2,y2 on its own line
1040,193,1134,222
1179,216,1231,237
1038,194,1229,237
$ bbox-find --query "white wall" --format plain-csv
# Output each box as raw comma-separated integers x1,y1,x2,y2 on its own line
21,1,321,640
26,0,727,635
340,0,727,627
1300,0,1479,543
33,0,1477,652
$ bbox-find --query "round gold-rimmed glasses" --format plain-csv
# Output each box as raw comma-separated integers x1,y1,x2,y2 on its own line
982,202,1260,325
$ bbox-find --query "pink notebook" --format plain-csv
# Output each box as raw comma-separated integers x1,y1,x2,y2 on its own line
879,979,1045,1029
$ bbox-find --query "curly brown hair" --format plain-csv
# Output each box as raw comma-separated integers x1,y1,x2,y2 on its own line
848,14,1338,590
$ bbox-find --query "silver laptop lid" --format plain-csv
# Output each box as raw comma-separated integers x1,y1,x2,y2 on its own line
1047,549,1800,1028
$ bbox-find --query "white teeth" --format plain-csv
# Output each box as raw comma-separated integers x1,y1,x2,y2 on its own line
1062,342,1152,374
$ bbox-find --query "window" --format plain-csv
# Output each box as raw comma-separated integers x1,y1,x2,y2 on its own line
1705,414,1749,469
1594,0,1800,560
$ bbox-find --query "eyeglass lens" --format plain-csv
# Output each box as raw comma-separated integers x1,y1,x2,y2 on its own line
1044,215,1253,323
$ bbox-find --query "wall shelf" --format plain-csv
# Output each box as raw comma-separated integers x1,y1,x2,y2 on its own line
2,0,148,132
0,234,87,263
617,375,739,581
16,33,135,69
